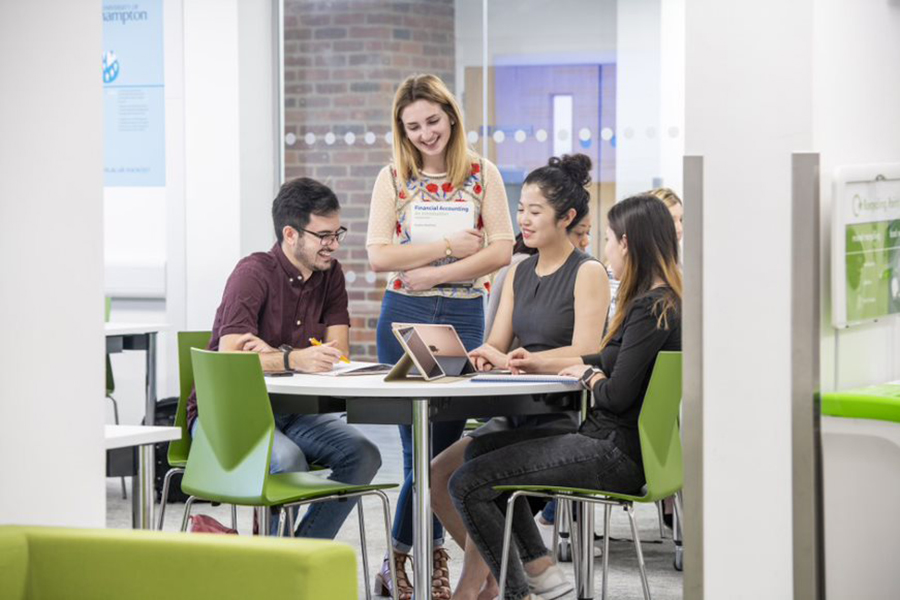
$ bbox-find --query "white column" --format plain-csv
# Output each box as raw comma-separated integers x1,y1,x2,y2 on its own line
616,0,662,199
686,0,813,597
183,0,276,330
0,0,105,527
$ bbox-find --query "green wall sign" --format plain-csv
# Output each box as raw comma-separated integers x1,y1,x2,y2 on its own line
833,165,900,327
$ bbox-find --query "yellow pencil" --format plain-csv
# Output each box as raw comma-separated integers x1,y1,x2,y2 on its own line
308,337,351,363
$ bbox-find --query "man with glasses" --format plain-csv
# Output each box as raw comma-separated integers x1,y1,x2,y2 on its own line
186,177,381,538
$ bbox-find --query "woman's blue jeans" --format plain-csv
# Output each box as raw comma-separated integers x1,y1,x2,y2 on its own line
376,290,484,552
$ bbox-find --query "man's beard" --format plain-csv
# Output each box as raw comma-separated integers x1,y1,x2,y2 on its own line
295,245,332,273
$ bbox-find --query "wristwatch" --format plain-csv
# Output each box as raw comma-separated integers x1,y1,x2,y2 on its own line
278,344,293,371
579,366,602,391
443,237,453,257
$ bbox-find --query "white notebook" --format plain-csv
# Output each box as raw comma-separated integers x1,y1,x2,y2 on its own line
317,361,393,377
471,373,579,384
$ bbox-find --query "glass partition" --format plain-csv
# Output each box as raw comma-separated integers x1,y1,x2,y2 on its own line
280,0,682,363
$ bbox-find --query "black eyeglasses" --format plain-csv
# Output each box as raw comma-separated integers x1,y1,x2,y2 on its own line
296,226,348,245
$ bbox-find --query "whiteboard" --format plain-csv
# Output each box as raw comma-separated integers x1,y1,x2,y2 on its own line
832,163,900,328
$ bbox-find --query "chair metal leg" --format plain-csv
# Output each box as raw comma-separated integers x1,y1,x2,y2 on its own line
231,504,238,532
108,394,127,500
551,501,560,558
575,501,595,600
656,500,667,539
287,506,296,537
673,491,684,572
262,506,272,537
498,491,525,600
358,500,372,600
180,496,196,532
570,501,582,588
157,467,183,531
625,503,652,600
602,504,612,600
557,498,573,562
374,490,398,600
275,506,287,537
276,507,288,537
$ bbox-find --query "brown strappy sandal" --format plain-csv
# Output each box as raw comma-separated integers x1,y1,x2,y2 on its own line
432,547,452,600
374,551,413,599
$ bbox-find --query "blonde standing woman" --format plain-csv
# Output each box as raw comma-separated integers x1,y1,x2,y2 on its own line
366,73,515,599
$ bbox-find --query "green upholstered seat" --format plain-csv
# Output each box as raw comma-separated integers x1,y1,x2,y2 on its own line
0,525,357,600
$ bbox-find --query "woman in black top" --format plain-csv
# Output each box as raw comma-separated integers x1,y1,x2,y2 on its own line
448,194,682,600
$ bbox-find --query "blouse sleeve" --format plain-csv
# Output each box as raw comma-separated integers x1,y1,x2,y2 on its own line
479,159,515,244
366,165,398,247
590,299,673,415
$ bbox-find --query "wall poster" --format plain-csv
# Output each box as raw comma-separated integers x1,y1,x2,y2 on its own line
102,1,165,186
832,163,900,327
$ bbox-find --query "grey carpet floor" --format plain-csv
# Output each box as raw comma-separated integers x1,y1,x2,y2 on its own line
107,424,683,599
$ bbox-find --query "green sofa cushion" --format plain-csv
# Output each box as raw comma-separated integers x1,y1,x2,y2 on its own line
0,526,357,600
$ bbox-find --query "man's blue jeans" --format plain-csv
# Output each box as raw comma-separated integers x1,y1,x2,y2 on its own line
192,413,381,538
376,290,484,552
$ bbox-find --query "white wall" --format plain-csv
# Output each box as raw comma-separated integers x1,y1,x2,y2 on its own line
814,0,900,393
106,0,276,426
184,0,276,331
658,0,685,195
238,0,278,257
685,0,813,596
616,0,661,198
0,0,106,527
104,0,183,428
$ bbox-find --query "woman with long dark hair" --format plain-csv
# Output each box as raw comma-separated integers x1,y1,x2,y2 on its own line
448,194,682,600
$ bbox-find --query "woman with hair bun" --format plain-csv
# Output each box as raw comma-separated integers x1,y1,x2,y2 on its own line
366,73,515,600
450,193,683,600
430,154,610,600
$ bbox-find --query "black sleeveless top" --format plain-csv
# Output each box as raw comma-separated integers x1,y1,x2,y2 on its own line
512,249,596,352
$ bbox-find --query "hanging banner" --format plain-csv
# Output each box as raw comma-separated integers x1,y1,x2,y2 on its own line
102,1,165,186
832,163,900,327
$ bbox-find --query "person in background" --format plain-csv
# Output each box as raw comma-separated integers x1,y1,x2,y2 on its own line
432,155,609,600
187,177,382,539
366,73,515,600
453,194,682,600
651,186,683,243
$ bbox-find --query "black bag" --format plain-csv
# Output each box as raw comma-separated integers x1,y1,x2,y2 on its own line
144,396,191,504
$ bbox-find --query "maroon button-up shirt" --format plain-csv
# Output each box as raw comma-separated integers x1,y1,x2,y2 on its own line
187,243,351,427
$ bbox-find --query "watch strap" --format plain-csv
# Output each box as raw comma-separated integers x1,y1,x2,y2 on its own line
579,366,599,391
278,344,293,371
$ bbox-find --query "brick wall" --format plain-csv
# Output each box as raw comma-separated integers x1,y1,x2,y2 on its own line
283,0,456,360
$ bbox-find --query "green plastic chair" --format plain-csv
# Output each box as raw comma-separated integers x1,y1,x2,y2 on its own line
156,331,213,531
495,351,683,600
181,349,399,600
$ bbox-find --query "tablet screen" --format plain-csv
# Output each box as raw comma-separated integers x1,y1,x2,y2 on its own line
397,326,444,380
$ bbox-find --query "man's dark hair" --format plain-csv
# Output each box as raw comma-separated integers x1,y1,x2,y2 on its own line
272,178,340,243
